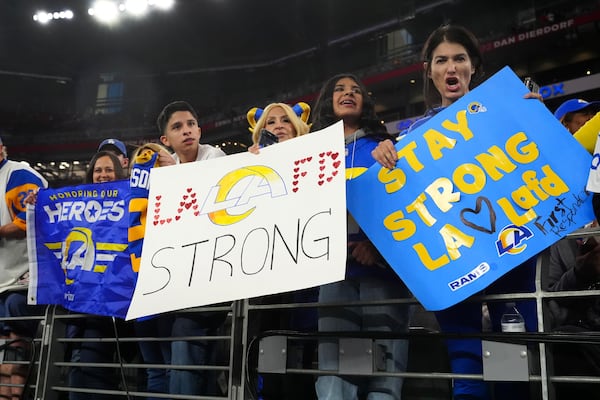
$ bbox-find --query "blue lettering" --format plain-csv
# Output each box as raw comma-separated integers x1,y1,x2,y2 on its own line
539,86,553,99
591,153,600,170
551,83,564,96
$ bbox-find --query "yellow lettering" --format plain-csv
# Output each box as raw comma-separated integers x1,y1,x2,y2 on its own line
413,242,449,271
441,110,474,140
475,145,516,181
505,132,538,164
383,210,416,241
423,129,456,160
452,163,486,194
511,186,540,209
497,197,537,225
521,170,550,201
439,223,474,261
128,198,148,243
396,140,424,172
539,165,569,197
377,167,407,194
406,193,436,227
425,177,460,213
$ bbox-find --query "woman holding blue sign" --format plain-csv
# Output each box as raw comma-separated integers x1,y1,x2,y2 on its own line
69,150,130,400
311,73,411,400
372,24,539,400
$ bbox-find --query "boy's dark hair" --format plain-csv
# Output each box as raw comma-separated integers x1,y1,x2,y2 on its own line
422,24,484,110
310,73,388,138
156,101,199,135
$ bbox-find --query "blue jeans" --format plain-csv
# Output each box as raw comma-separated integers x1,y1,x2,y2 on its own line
4,292,45,336
135,316,173,400
316,277,411,400
170,315,212,395
435,259,537,400
68,317,120,400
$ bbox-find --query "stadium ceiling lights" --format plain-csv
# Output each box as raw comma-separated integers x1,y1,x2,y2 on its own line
33,9,74,24
88,0,174,24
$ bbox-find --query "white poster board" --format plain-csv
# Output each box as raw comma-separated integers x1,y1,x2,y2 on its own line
126,121,347,319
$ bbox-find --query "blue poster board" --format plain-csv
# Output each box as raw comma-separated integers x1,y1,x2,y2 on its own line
347,66,594,310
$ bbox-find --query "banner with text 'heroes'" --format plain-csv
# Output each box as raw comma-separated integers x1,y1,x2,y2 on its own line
28,180,134,318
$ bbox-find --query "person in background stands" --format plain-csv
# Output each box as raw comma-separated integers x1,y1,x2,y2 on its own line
0,136,47,400
311,73,411,400
98,138,129,169
68,150,128,400
138,100,227,397
371,24,542,400
245,102,316,400
554,98,600,135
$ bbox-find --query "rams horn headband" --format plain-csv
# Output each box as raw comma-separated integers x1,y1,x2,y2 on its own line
247,102,311,133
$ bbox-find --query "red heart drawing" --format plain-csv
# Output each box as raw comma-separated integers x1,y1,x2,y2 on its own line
332,170,338,176
194,211,200,216
333,161,341,168
301,171,307,177
183,195,188,200
175,215,181,221
155,195,162,200
191,193,196,198
160,219,165,225
154,215,160,220
307,156,312,162
187,188,192,193
154,208,160,214
319,165,325,171
300,158,306,164
319,152,325,157
153,221,159,226
155,202,161,207
293,180,299,186
319,159,325,164
318,180,324,186
326,151,332,156
185,203,192,209
293,167,299,172
331,152,339,160
294,160,300,166
293,187,299,193
166,218,172,223
178,208,183,213
327,177,333,182
193,204,198,210
191,198,197,204
180,201,185,206
319,173,324,179
293,174,299,179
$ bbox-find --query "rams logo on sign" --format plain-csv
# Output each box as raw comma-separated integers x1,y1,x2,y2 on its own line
467,102,487,114
44,227,128,285
495,224,533,257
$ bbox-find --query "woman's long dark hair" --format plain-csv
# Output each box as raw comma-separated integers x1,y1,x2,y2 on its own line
422,25,484,110
311,73,390,138
85,150,127,184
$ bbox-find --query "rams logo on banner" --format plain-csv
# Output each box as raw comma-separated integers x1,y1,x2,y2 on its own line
44,227,128,285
